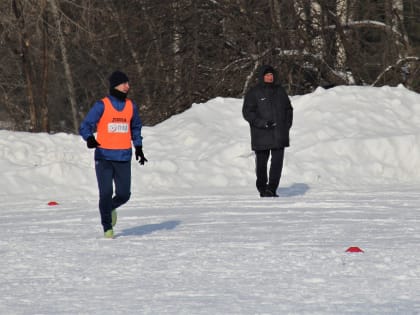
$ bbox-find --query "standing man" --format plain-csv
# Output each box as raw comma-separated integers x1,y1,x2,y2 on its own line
80,70,147,238
242,65,293,197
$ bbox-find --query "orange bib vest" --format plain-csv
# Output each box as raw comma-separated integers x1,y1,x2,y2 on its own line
96,97,133,150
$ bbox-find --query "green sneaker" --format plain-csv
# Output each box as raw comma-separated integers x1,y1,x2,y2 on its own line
111,209,117,227
104,229,114,239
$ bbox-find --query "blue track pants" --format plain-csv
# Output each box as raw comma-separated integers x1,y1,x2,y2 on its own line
95,160,131,231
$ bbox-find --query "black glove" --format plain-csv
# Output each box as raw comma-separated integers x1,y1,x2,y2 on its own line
135,146,148,165
86,136,100,148
265,120,277,129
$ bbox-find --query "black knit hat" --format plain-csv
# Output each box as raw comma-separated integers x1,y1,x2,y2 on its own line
263,66,275,76
109,70,129,89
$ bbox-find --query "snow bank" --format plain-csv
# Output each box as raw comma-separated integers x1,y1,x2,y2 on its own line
289,85,420,186
1,85,420,199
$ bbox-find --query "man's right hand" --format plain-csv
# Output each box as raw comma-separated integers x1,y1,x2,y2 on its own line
86,136,100,149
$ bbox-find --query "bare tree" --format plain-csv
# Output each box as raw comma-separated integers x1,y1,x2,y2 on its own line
40,0,50,132
12,0,37,131
171,1,183,96
1,0,419,132
48,0,78,133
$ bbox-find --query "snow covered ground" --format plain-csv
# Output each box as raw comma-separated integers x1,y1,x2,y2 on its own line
1,85,420,314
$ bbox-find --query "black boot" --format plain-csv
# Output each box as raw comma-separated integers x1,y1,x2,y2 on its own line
264,189,279,197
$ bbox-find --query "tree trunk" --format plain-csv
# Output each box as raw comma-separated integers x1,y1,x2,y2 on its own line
40,0,50,132
310,2,324,56
12,0,37,131
48,0,79,133
392,0,409,49
172,1,182,97
293,0,308,48
270,0,282,30
335,0,347,69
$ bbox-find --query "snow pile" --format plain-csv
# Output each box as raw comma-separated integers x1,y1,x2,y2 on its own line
1,85,420,200
289,85,420,186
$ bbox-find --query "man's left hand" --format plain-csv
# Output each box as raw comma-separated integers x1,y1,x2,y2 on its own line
135,146,148,165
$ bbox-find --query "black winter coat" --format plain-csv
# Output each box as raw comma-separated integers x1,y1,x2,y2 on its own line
242,65,293,151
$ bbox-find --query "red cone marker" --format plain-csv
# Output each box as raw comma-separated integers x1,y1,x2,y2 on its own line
346,246,364,253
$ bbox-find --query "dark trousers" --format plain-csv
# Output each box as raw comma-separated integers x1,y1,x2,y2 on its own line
95,160,131,232
255,148,285,194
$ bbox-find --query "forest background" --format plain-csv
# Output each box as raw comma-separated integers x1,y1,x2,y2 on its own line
0,0,419,133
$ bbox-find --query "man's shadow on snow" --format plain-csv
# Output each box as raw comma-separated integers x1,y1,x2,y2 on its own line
119,220,181,237
277,183,310,197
